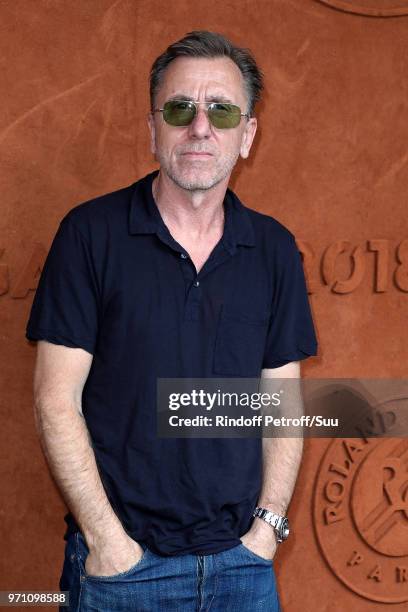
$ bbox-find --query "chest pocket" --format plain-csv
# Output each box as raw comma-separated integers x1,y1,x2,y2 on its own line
213,307,270,377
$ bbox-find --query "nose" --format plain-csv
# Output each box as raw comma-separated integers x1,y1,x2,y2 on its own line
187,105,212,139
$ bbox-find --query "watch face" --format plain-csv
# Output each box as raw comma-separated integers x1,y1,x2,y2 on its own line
281,518,290,540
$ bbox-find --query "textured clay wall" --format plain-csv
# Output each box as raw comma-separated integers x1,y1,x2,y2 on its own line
1,1,407,610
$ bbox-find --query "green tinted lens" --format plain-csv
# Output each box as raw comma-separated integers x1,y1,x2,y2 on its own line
208,103,242,128
163,101,196,126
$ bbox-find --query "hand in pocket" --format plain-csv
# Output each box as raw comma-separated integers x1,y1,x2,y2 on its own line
82,533,146,578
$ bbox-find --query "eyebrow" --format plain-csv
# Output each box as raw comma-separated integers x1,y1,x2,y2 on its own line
166,93,234,104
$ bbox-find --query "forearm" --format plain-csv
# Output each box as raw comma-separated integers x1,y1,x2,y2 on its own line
251,367,304,544
249,436,303,547
34,397,126,549
257,370,304,514
257,435,304,515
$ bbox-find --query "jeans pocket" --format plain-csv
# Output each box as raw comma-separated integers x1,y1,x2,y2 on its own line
238,542,273,565
75,531,150,582
213,308,269,376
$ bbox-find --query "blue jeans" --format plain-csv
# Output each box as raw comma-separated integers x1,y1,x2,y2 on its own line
60,531,281,611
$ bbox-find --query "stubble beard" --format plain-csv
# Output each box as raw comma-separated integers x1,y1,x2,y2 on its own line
157,150,240,192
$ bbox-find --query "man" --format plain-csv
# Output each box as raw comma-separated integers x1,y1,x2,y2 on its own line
26,31,318,611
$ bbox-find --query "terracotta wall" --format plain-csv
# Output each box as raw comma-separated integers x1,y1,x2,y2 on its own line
1,0,407,609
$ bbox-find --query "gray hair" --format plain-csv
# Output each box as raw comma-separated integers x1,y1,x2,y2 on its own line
149,30,264,117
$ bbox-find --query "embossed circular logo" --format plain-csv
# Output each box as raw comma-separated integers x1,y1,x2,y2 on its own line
317,0,408,17
314,436,408,603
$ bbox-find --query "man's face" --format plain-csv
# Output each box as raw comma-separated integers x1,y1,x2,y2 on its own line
148,56,257,191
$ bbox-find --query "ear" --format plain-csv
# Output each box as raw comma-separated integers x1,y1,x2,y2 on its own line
147,112,156,156
239,117,257,159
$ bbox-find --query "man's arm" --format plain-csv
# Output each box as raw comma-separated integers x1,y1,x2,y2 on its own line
240,361,303,560
33,340,143,576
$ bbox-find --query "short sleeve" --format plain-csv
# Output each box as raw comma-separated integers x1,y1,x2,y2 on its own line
262,235,318,368
25,215,100,355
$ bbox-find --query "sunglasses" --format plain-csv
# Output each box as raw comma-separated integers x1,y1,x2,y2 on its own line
152,100,249,129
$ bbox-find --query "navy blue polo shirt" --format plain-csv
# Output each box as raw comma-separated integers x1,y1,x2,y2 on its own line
25,169,318,556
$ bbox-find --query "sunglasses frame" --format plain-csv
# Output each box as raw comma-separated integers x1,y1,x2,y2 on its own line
152,99,249,129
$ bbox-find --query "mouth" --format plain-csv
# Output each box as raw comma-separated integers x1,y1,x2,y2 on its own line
181,152,213,157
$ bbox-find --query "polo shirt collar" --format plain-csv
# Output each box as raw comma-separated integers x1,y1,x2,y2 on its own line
128,169,256,253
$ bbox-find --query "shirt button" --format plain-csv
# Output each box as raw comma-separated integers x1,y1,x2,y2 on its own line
180,253,188,259
194,281,200,287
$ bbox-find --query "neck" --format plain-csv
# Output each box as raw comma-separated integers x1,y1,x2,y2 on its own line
152,170,228,236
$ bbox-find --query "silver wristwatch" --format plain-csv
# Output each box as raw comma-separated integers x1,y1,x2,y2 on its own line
252,506,290,543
